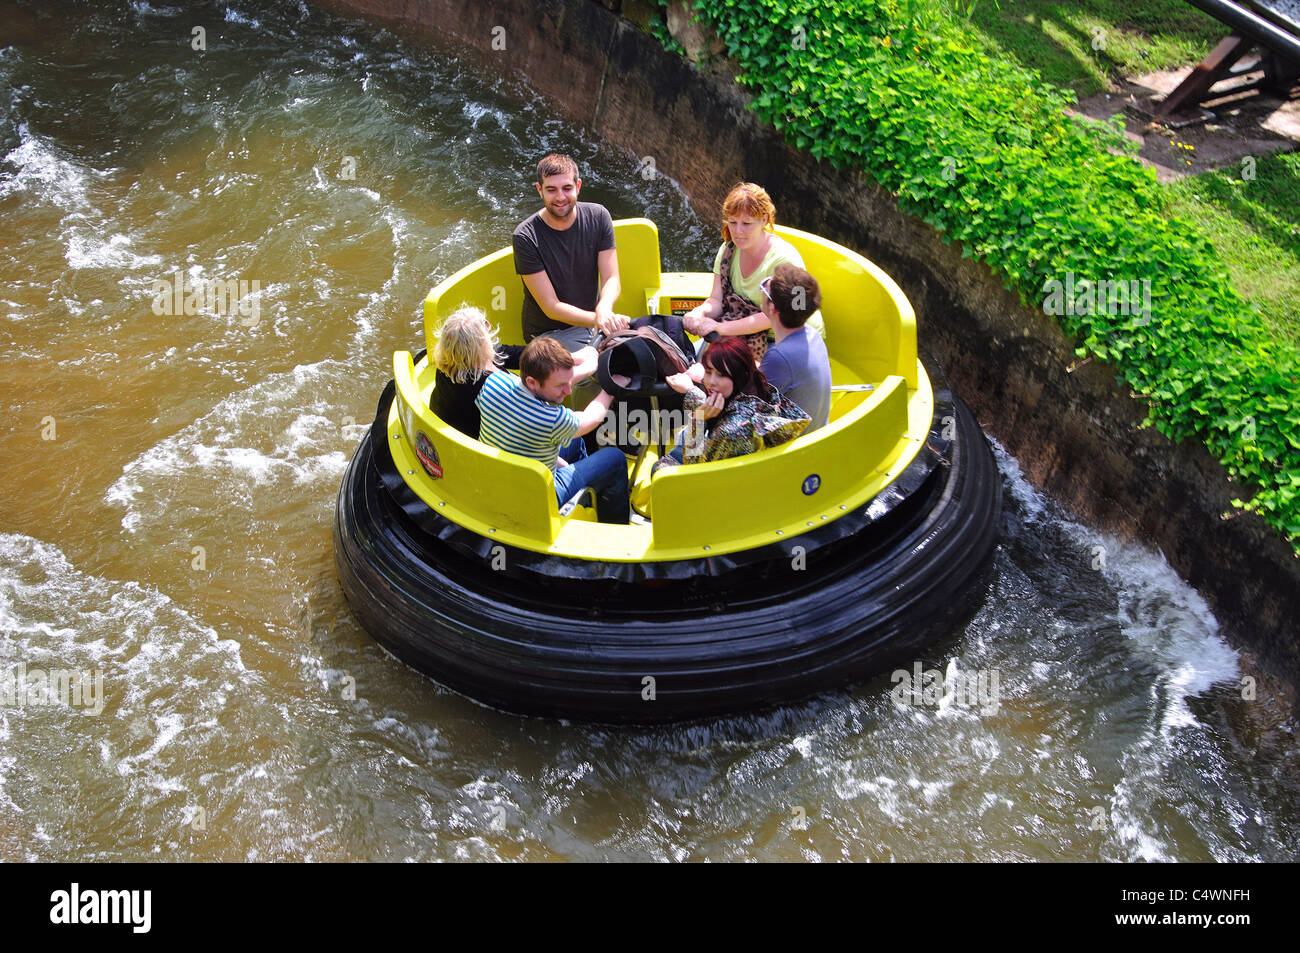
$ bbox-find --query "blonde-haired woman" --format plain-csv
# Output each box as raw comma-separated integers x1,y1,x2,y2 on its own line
429,306,506,439
682,182,823,360
429,306,594,439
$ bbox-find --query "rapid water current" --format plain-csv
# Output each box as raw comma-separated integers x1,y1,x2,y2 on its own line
1,0,1295,861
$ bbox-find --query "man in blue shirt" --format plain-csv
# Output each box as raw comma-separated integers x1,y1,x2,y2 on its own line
758,264,831,432
477,336,629,523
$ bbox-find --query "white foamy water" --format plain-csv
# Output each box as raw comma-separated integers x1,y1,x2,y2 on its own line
992,440,1240,703
1,125,98,211
106,360,356,534
65,228,164,272
987,442,1249,861
0,533,257,859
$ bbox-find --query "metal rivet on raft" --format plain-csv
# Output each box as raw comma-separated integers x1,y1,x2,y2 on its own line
488,528,496,533
776,530,784,535
407,470,414,475
703,545,711,551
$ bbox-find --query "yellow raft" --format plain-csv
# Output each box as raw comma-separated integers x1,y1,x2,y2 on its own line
334,219,1001,722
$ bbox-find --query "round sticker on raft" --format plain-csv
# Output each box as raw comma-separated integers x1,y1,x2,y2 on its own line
802,474,821,496
415,431,443,479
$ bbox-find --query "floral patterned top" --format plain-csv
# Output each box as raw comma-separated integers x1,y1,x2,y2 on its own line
654,384,810,471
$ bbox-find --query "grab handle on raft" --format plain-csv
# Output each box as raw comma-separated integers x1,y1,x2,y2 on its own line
558,485,598,517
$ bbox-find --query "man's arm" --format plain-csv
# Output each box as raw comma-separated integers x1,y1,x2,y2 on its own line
570,345,599,381
573,389,616,437
519,258,629,335
520,270,600,329
593,247,629,336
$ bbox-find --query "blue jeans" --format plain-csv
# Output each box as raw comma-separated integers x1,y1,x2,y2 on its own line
553,437,629,524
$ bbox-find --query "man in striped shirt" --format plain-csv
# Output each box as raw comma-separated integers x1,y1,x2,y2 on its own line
476,337,629,524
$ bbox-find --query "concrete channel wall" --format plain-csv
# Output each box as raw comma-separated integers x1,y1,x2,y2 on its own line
317,0,1300,699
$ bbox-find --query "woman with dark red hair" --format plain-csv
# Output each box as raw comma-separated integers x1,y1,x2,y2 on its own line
653,335,809,472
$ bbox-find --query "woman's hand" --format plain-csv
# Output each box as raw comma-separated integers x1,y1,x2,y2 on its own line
687,316,721,338
686,362,705,384
694,390,724,420
664,372,694,394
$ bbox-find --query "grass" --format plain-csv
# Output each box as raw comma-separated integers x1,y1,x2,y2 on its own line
1162,152,1300,346
954,0,1224,95
956,1,1300,354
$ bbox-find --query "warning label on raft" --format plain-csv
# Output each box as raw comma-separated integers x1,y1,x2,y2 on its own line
415,431,443,479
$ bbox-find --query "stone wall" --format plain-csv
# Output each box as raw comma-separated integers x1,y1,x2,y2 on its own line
316,0,1300,697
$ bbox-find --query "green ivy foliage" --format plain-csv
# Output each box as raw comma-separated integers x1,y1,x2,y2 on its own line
679,0,1299,549
642,0,686,57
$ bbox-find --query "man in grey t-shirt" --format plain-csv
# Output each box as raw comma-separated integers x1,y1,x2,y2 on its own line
512,154,631,353
759,264,832,432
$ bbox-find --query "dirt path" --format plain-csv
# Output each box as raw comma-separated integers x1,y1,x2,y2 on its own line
1074,64,1299,181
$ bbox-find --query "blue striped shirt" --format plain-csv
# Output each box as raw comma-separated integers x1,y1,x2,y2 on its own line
475,371,580,473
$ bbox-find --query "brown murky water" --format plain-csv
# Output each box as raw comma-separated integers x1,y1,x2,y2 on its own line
1,0,1295,861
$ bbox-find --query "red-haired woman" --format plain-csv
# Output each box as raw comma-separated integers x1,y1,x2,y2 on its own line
681,182,825,360
653,336,809,472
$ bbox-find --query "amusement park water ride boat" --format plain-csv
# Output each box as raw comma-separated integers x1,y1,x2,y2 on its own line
334,219,1001,723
